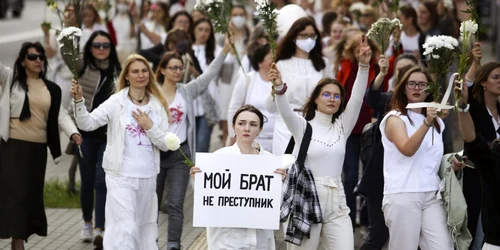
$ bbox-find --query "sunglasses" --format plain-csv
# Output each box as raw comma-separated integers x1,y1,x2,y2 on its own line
26,54,46,61
91,42,111,49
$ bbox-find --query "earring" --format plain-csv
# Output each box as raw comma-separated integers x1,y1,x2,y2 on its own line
126,80,129,85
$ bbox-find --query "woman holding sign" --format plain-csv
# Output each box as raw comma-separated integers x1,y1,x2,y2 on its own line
268,35,371,249
379,65,452,249
190,105,287,250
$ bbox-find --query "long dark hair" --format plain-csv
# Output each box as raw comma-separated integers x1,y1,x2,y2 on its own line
302,78,346,122
191,18,216,64
391,65,441,132
167,11,193,32
421,1,440,32
156,51,183,84
12,42,48,91
399,4,421,33
276,17,326,71
80,31,121,79
472,62,500,103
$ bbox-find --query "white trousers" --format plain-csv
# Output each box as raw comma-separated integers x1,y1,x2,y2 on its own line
103,175,158,250
383,191,453,250
286,176,354,250
483,243,500,250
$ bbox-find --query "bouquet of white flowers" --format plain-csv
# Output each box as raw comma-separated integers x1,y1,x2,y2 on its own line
57,27,82,80
422,35,459,102
195,0,243,73
366,18,402,53
165,132,194,167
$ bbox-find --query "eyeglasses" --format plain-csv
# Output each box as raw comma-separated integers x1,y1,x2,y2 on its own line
166,66,185,72
407,81,428,90
321,92,341,101
297,33,317,40
26,54,46,61
91,42,111,49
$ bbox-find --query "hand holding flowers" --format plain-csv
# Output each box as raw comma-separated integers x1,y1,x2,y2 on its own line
366,18,402,54
165,133,194,167
195,0,244,73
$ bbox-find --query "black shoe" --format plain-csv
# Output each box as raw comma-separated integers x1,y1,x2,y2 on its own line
12,10,20,18
93,234,103,250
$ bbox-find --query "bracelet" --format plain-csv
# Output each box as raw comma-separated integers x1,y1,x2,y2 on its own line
73,98,84,103
273,83,288,95
457,103,470,113
423,119,432,127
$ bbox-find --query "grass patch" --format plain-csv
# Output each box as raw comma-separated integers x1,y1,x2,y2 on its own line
44,178,81,208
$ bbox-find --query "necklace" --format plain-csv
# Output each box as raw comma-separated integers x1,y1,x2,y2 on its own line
128,93,146,103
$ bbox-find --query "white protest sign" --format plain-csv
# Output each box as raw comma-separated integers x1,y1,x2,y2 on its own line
406,72,458,111
193,153,283,230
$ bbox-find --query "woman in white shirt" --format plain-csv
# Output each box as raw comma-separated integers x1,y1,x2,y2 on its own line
191,18,222,153
379,65,452,250
268,35,371,250
398,5,422,60
156,41,230,250
81,4,109,52
227,44,276,152
133,2,169,50
266,16,334,155
190,104,287,250
70,54,171,250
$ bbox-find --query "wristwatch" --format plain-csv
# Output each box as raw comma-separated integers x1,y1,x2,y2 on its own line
458,103,470,113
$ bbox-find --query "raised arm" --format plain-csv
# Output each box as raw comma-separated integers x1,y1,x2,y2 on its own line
71,80,114,131
184,46,229,98
227,73,250,138
340,35,371,134
465,42,482,87
269,64,306,144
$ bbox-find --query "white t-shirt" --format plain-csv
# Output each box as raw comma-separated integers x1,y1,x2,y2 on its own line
121,99,157,178
400,31,421,55
380,110,444,194
168,90,188,143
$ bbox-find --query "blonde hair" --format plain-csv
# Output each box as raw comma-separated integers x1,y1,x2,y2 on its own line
117,54,172,123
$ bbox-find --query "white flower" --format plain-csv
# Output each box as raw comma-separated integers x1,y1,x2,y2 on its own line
164,132,181,151
432,54,440,59
391,18,403,30
460,19,478,37
57,27,83,43
254,0,266,7
349,2,365,13
443,0,454,10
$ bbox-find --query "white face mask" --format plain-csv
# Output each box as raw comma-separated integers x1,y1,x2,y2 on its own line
231,16,246,29
117,4,128,14
295,38,316,53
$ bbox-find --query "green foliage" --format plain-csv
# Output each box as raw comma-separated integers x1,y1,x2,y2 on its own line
44,179,81,208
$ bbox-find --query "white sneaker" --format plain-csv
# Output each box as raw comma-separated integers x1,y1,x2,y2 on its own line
80,224,93,243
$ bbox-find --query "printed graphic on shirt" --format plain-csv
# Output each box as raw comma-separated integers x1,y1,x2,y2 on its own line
170,104,184,124
126,120,152,146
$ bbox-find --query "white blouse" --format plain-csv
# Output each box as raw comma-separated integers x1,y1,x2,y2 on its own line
380,110,444,194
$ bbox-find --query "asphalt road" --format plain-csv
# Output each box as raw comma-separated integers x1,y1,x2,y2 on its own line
0,1,60,67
